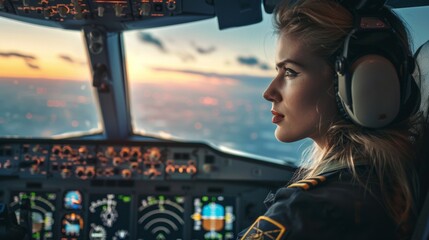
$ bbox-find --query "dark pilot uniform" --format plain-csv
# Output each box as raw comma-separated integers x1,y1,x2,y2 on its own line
237,167,401,240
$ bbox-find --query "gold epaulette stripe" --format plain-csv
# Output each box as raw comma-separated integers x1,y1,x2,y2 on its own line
287,175,327,190
296,179,318,186
307,175,327,183
287,182,310,190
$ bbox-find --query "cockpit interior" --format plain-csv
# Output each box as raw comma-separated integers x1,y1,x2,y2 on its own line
1,0,429,239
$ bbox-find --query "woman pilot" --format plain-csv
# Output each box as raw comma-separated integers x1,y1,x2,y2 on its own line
238,0,425,239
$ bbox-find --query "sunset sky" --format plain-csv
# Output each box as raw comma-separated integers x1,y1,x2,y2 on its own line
1,6,428,83
0,11,278,83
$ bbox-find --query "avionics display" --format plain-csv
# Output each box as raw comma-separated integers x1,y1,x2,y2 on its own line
62,213,84,238
9,191,57,240
64,190,83,210
191,196,235,240
88,193,132,240
137,195,185,240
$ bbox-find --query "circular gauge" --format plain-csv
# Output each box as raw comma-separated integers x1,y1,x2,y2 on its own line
9,192,56,239
61,213,84,237
88,194,132,239
137,195,185,240
64,190,83,209
89,224,106,240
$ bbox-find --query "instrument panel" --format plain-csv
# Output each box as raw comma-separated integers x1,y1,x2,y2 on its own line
0,0,215,31
0,139,294,240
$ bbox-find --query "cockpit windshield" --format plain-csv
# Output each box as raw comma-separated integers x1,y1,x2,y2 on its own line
124,13,311,164
0,18,102,138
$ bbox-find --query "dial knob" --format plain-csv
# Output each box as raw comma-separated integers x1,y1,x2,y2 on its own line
97,6,104,17
120,147,130,158
114,4,124,17
121,169,131,179
58,5,69,18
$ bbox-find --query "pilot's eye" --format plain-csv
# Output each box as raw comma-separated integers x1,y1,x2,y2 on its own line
284,68,299,78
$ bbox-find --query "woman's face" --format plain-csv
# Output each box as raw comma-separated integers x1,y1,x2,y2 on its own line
263,33,338,147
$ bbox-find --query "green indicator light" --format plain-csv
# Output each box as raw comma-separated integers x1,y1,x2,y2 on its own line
202,196,208,202
176,196,184,203
102,206,107,211
31,192,36,197
122,196,131,203
159,195,165,201
33,232,40,239
212,197,216,202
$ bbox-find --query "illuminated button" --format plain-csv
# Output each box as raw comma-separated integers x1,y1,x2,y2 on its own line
113,157,122,166
52,146,61,155
75,167,85,178
97,6,104,17
186,165,197,175
130,162,138,170
121,169,131,179
63,146,73,155
78,146,87,155
165,164,175,174
86,167,95,178
120,147,130,158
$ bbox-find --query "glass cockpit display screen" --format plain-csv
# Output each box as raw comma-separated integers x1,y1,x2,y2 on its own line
137,195,185,240
191,196,236,240
64,190,83,210
88,193,132,240
9,191,57,240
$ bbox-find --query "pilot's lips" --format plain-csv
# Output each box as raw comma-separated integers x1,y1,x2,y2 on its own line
271,110,285,123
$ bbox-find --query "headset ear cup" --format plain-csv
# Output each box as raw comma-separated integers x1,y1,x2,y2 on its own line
339,55,401,128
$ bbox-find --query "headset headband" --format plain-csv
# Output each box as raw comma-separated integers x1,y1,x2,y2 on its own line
337,0,387,12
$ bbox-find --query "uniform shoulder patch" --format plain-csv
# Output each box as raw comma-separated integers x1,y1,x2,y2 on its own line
240,216,286,240
287,175,327,191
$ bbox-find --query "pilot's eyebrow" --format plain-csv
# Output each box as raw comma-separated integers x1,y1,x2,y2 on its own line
276,59,306,69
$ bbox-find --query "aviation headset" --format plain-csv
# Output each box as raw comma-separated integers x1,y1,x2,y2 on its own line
333,0,421,128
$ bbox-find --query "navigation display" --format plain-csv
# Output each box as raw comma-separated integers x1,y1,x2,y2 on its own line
9,191,57,240
88,193,132,240
191,196,236,240
137,195,185,240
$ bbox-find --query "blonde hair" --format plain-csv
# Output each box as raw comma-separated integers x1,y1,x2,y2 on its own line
274,0,421,235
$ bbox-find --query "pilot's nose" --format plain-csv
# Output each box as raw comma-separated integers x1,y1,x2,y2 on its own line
263,77,282,103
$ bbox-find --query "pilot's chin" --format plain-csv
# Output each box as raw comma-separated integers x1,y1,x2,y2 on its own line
274,129,298,143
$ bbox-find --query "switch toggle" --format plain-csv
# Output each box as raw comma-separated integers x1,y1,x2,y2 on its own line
114,4,123,17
